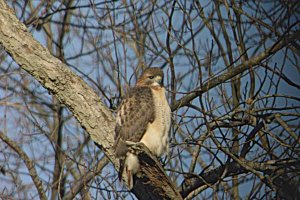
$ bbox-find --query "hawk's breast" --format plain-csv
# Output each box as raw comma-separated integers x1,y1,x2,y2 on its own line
140,87,171,157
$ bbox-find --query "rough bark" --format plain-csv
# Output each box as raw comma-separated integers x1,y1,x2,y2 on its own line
179,159,300,199
1,1,299,199
0,1,181,199
131,143,182,200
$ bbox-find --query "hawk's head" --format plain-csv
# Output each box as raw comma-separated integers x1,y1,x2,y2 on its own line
136,67,164,87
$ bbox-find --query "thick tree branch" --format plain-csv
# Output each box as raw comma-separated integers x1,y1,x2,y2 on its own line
0,1,181,199
131,143,183,200
180,159,300,199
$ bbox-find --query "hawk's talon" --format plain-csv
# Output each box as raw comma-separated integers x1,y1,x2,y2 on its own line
125,141,137,146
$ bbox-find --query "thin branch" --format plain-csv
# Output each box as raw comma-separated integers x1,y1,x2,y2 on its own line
0,131,47,200
171,30,300,111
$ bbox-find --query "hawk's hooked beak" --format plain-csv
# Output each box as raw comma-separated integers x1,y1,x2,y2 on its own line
155,76,163,87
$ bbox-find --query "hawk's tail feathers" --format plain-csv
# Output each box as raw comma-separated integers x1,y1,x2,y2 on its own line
118,158,125,181
114,139,128,158
126,167,133,190
118,161,134,190
118,153,139,190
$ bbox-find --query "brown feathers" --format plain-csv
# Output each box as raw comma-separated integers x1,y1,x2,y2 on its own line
113,67,170,189
114,87,155,157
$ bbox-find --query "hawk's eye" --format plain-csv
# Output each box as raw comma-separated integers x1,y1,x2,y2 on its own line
149,76,155,79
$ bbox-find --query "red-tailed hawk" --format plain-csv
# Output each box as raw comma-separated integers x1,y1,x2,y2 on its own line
114,67,171,189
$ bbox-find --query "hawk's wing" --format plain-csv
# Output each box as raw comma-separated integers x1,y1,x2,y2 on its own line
114,86,155,157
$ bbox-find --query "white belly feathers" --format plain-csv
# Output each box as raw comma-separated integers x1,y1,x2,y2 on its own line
140,87,171,157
